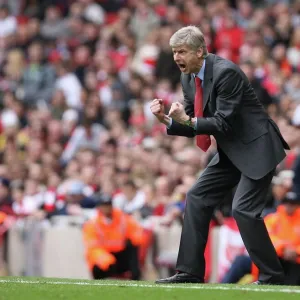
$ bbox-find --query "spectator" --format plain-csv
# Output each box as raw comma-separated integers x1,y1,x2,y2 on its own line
0,177,14,216
60,116,108,164
54,60,82,110
60,180,97,213
50,90,67,120
0,4,17,38
20,40,56,107
113,180,146,215
40,5,67,40
82,0,105,26
240,61,273,108
0,0,299,282
83,194,144,280
0,109,28,160
222,191,300,285
155,26,181,89
129,0,160,47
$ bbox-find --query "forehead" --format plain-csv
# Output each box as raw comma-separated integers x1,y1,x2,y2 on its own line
172,45,192,53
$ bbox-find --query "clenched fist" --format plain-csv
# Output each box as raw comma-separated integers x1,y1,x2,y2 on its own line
150,99,165,122
168,102,189,124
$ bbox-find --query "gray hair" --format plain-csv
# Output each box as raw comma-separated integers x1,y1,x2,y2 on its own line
169,26,208,56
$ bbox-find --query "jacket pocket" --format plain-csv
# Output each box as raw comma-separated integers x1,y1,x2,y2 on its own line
241,127,268,144
268,119,290,150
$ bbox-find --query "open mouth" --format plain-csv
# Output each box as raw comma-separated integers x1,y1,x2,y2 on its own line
177,63,186,71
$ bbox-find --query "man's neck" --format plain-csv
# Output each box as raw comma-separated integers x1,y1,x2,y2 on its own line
194,59,204,75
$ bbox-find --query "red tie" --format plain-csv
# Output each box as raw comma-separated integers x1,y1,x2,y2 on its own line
194,77,211,152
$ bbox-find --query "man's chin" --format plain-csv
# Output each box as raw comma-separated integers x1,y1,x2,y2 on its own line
178,66,189,74
182,69,190,74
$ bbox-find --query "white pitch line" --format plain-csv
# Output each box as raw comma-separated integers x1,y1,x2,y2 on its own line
0,279,299,294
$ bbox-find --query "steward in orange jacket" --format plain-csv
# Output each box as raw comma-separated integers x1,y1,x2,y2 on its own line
83,194,145,280
252,191,300,285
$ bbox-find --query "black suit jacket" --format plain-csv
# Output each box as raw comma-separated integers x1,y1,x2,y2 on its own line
167,54,290,180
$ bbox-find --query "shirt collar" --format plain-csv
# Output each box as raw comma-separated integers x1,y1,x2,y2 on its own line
194,59,206,81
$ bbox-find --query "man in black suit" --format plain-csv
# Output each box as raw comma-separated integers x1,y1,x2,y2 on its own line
150,26,289,285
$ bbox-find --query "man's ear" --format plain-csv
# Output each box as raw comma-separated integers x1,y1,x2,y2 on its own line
196,48,204,58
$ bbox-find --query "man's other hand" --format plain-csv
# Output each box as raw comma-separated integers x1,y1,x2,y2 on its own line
150,99,165,122
168,102,189,124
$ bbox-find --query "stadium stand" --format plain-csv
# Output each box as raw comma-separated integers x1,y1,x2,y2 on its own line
0,0,299,283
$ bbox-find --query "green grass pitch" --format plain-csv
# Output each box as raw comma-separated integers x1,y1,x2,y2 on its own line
0,277,300,300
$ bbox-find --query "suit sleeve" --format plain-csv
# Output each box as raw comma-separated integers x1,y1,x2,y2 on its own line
195,68,243,136
166,119,196,137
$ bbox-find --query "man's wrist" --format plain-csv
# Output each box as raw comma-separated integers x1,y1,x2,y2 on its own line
160,115,172,127
191,117,197,129
182,115,191,125
183,116,197,128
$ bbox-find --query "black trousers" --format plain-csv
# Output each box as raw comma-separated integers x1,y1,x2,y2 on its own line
280,259,300,286
92,240,141,280
221,254,300,285
176,150,284,283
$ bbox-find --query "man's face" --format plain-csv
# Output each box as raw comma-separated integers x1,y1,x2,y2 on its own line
99,204,113,217
172,44,203,74
28,43,43,63
284,203,299,216
123,185,135,201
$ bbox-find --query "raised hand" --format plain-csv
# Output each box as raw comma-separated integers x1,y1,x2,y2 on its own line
168,102,189,124
150,99,165,122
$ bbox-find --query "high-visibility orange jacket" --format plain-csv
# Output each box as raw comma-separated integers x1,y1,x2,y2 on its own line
83,208,145,271
0,212,6,224
252,205,300,279
265,205,300,263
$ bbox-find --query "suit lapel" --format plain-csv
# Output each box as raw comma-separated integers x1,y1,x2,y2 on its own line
203,54,214,110
189,75,195,95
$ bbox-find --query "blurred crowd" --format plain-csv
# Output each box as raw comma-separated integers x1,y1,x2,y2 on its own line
0,0,300,281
